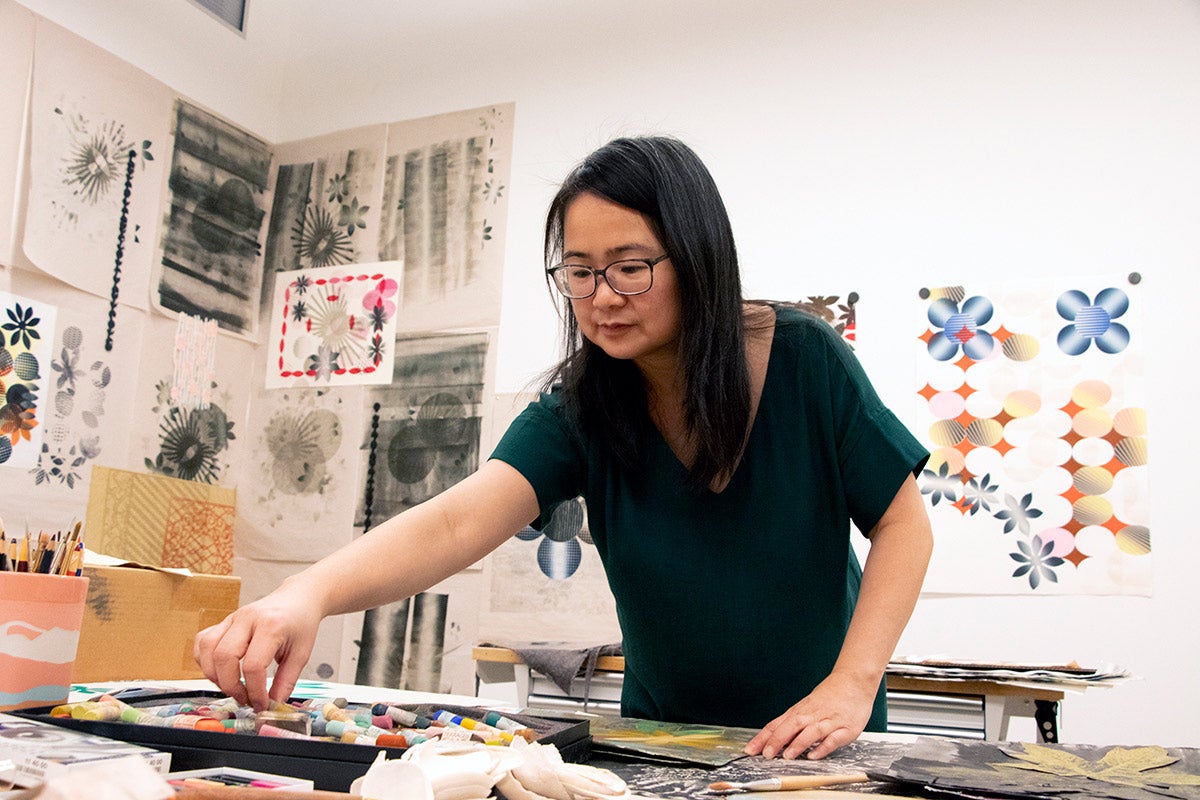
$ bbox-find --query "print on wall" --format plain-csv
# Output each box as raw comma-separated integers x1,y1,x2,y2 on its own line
913,276,1149,596
22,19,169,312
381,104,514,333
143,371,237,485
264,262,401,388
154,99,272,336
0,291,56,469
259,124,386,321
353,331,488,689
235,385,362,563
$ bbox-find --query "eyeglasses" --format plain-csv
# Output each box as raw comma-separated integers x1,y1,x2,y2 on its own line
546,254,669,299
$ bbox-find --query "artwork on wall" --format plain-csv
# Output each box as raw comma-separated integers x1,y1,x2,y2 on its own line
234,385,362,563
259,124,386,321
913,275,1150,596
22,18,169,313
170,313,219,410
0,269,143,533
350,330,490,689
0,289,56,469
777,292,858,345
133,314,251,487
154,98,272,337
355,331,489,531
85,464,236,574
381,103,514,333
263,262,401,389
0,2,35,266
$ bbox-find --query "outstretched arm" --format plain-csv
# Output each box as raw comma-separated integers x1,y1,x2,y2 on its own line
194,459,540,709
744,473,932,759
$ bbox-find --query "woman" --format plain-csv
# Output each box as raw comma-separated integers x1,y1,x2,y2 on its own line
195,136,932,761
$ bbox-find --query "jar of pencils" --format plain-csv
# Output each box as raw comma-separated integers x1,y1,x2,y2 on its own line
0,572,90,711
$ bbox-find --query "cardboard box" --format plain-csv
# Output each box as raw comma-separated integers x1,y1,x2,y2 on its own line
73,565,241,682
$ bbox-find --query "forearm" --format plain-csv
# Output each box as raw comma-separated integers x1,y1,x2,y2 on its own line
278,460,538,619
831,477,932,687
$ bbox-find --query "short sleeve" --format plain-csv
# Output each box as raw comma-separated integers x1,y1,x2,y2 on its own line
820,324,929,535
489,395,588,526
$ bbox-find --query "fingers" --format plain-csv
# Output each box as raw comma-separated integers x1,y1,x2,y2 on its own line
745,705,861,760
265,631,317,706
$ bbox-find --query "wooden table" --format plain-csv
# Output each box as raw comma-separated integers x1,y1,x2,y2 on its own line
472,646,1065,742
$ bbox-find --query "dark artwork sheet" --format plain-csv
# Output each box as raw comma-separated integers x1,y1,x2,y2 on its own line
881,737,1200,800
593,739,912,799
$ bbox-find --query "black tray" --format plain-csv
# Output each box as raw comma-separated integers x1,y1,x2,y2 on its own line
16,690,590,791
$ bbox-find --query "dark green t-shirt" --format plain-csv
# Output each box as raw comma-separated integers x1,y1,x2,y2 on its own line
490,306,928,730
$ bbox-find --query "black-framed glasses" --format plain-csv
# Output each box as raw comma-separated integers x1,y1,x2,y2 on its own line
546,254,669,299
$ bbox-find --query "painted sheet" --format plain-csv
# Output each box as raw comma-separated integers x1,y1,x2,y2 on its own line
133,313,251,487
0,289,56,470
259,124,387,322
350,331,490,689
381,104,514,333
154,99,272,337
913,276,1149,596
0,269,142,533
23,18,170,310
233,385,362,562
264,262,401,388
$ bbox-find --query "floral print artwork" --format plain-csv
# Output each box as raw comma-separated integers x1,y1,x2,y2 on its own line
30,324,111,488
265,263,401,388
0,292,56,468
144,378,236,484
914,279,1149,596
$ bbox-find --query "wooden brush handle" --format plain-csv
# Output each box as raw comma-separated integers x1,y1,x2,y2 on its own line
776,772,871,790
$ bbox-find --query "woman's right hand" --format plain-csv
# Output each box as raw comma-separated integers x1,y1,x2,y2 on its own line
193,578,322,710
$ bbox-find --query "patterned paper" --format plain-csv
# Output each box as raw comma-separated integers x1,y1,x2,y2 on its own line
913,276,1149,596
84,465,236,574
265,262,401,388
22,18,170,310
0,290,56,469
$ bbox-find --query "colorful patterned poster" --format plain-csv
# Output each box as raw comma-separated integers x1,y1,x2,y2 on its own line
264,262,401,388
913,276,1149,596
23,18,170,310
0,290,56,469
0,269,143,534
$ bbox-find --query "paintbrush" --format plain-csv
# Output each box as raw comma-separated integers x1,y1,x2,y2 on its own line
706,771,871,794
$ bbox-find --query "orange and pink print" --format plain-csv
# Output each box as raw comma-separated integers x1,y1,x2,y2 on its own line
914,275,1149,596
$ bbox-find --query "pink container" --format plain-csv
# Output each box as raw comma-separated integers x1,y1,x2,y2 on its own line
0,572,90,711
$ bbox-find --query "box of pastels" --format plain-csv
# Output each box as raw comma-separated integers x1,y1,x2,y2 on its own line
14,689,591,791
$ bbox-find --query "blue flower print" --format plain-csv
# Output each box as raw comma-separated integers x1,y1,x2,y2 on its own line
1056,288,1130,355
920,461,960,506
1010,534,1064,590
926,296,995,361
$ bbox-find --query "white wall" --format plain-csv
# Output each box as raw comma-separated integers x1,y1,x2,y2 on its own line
18,0,1200,747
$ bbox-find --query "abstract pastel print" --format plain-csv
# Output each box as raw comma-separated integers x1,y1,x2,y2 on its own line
914,279,1149,596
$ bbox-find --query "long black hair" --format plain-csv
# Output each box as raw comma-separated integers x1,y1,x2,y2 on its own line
542,136,750,491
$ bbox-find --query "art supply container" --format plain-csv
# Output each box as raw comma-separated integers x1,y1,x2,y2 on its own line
0,572,90,711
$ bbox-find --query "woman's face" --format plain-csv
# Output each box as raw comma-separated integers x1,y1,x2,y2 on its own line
562,192,682,372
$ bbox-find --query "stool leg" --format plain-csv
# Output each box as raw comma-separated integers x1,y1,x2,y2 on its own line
1034,700,1059,743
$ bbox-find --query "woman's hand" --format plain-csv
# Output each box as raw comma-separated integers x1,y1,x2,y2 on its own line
743,670,877,760
193,578,321,710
